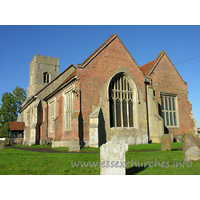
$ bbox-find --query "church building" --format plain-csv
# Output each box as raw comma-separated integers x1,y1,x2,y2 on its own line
17,34,197,150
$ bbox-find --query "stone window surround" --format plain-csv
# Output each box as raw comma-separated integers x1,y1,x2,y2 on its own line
108,72,139,129
48,97,55,133
43,72,51,84
63,85,74,131
160,92,179,129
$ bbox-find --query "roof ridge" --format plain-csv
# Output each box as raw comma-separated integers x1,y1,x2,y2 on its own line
34,64,76,96
79,33,118,68
21,64,76,112
140,59,156,75
43,69,77,101
116,36,141,70
60,69,77,86
146,50,165,76
161,51,186,84
140,59,155,68
145,50,186,84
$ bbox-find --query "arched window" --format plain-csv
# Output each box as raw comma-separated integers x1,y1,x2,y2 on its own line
63,87,73,130
43,72,51,83
109,74,134,128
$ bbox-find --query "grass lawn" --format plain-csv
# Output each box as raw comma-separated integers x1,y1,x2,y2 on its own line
0,142,199,175
12,142,183,152
0,148,100,175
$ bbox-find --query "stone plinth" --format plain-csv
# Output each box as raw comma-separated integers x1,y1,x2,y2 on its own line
100,141,128,175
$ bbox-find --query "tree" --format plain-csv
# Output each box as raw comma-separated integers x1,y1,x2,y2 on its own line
0,86,26,138
13,86,27,114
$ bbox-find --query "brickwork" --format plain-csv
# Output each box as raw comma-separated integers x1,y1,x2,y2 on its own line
77,35,146,144
19,61,76,145
149,54,195,138
17,34,196,147
42,81,80,145
54,94,64,141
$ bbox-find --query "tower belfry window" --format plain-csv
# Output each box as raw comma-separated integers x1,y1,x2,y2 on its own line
43,72,51,83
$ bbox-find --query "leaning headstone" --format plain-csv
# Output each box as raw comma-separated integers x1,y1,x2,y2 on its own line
0,138,6,149
100,141,128,175
161,134,171,151
183,133,200,161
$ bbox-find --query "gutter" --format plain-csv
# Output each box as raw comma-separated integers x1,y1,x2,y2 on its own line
45,99,48,140
19,96,37,113
144,78,150,143
19,64,76,113
43,76,77,101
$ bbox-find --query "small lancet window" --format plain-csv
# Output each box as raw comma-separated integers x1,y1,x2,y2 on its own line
43,72,51,84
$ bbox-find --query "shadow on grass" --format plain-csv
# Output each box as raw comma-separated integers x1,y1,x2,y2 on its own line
171,149,182,151
126,166,147,175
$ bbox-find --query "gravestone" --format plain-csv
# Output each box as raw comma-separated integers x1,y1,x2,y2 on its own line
183,133,200,161
0,138,6,149
100,141,128,175
111,135,118,143
177,135,183,143
119,137,126,144
161,134,171,151
136,137,141,145
69,145,80,152
127,136,134,145
141,134,148,144
169,132,173,142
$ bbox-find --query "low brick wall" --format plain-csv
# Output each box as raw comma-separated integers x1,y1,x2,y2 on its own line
9,138,24,145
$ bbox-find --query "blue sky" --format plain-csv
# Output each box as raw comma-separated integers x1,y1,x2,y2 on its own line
0,25,200,127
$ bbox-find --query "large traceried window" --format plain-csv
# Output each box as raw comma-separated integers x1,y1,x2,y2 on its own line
64,87,73,130
109,74,134,128
49,99,55,133
161,93,179,128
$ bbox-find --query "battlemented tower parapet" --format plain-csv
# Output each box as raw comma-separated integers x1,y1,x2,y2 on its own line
27,54,59,98
30,54,59,68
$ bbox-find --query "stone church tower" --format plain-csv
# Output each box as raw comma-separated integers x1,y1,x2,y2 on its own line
27,54,59,98
17,54,59,145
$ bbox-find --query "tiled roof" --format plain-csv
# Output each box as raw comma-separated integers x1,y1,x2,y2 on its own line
140,60,155,75
61,69,77,86
9,122,25,131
